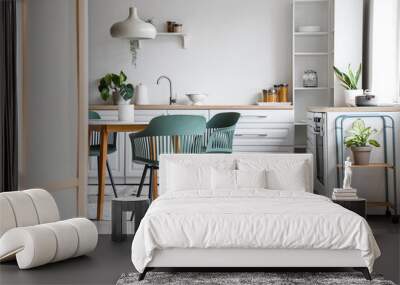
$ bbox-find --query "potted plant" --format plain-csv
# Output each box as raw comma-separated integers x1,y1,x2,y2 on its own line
98,71,135,121
333,64,362,107
344,119,380,165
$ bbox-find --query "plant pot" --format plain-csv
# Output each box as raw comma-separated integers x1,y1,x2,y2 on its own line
118,104,134,121
351,146,372,165
113,91,132,105
344,89,363,107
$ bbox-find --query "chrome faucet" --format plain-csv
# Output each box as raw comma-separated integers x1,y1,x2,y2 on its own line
156,75,176,105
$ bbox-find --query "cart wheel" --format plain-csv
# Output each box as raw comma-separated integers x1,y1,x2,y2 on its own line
392,215,399,224
385,209,392,217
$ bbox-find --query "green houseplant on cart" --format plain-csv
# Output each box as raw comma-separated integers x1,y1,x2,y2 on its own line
344,119,380,165
98,71,135,121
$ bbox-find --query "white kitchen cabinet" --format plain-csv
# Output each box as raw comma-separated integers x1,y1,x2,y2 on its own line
210,110,294,153
88,110,125,184
167,109,209,119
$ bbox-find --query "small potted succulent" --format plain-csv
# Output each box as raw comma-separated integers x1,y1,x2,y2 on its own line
344,119,380,165
333,64,362,107
98,71,134,121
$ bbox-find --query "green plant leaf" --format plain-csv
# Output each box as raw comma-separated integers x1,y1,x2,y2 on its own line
348,66,356,87
111,74,120,88
119,84,134,101
119,71,127,85
100,88,110,101
104,74,113,86
354,64,362,88
368,139,380,147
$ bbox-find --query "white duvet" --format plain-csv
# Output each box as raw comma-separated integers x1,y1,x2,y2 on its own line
131,190,380,273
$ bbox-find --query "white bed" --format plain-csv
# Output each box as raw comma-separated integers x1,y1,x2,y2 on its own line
131,154,380,280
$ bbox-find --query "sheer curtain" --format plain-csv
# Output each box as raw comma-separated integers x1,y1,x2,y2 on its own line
367,0,400,104
0,0,18,192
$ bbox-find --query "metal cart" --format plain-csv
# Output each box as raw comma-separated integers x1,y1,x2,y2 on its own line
335,114,398,224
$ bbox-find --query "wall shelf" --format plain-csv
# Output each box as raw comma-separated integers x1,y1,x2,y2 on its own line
294,32,328,36
295,87,329,90
156,32,189,49
295,52,328,56
295,0,328,3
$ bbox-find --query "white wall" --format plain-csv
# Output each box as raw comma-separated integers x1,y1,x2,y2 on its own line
21,0,78,219
89,0,291,105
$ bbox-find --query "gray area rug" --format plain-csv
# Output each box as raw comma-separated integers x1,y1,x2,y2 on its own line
116,272,396,285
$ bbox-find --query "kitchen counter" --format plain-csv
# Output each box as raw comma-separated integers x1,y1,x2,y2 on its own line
307,106,400,113
90,104,293,110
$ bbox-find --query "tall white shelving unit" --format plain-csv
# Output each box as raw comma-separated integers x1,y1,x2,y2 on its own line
292,0,332,126
292,0,363,150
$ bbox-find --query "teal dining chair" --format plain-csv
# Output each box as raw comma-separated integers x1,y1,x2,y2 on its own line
89,111,118,198
129,115,207,200
205,112,240,153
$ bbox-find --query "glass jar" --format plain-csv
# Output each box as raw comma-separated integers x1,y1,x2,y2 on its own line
303,70,318,87
279,83,289,102
173,24,183,33
267,88,278,102
262,89,268,102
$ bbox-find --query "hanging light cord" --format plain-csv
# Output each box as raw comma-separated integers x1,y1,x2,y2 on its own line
130,40,138,67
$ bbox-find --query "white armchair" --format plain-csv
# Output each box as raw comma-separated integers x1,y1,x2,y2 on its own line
0,189,98,269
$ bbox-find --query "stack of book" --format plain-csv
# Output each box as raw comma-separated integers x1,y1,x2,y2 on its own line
332,188,358,200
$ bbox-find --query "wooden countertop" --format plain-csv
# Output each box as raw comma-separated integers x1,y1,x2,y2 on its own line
307,106,400,113
90,104,294,110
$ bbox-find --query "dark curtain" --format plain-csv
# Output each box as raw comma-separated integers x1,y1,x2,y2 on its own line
0,0,18,192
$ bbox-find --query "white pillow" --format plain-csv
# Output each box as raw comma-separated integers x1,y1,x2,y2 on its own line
266,162,308,191
236,169,267,189
211,168,237,191
167,163,212,192
237,159,309,192
211,169,267,191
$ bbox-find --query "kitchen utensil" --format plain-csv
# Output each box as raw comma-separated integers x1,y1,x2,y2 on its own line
355,90,377,106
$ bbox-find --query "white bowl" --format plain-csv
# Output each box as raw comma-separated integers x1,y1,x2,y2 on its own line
186,93,207,105
298,26,321,33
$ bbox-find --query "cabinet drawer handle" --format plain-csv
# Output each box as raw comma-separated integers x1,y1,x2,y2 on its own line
235,134,269,137
241,115,269,118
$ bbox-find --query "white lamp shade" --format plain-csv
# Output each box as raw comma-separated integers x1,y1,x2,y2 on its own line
110,7,156,40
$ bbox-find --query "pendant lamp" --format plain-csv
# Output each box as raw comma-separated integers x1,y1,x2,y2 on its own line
110,7,157,65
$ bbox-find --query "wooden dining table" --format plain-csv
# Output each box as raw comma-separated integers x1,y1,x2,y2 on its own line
88,120,149,220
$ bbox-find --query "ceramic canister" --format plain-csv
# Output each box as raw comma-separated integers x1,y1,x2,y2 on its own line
135,83,149,105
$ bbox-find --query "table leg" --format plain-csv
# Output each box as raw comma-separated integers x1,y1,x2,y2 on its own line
152,169,158,200
97,128,108,220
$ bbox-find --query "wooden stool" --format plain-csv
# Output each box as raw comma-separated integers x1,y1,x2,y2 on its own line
111,197,149,242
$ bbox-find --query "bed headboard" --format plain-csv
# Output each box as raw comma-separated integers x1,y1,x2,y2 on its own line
159,153,314,195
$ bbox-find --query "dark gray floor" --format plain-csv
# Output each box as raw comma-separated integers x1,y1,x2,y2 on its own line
0,216,399,285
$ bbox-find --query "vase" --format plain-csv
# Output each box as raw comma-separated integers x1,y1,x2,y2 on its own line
351,146,372,165
344,89,363,107
118,103,134,121
113,91,132,105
